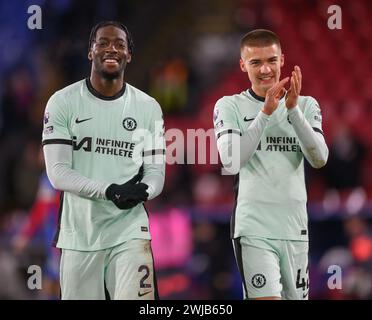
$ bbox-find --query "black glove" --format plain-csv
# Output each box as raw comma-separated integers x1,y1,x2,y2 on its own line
114,183,149,209
106,173,149,210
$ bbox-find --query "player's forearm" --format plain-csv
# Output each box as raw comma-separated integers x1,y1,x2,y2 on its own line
141,162,165,200
43,144,109,199
240,111,270,166
217,111,269,174
287,106,329,168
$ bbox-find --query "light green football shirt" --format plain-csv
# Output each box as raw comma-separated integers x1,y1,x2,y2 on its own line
42,79,165,251
214,89,324,241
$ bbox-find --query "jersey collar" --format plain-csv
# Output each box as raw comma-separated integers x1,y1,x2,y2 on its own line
248,88,286,102
85,78,126,101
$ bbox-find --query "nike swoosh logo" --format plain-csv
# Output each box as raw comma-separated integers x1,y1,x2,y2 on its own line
244,117,255,122
75,117,93,124
302,291,309,299
138,291,152,297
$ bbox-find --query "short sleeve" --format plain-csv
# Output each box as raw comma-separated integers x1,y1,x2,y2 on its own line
213,97,241,140
42,93,72,145
303,97,324,135
143,100,165,161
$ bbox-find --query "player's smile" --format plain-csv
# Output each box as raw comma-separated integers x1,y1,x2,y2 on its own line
89,25,132,80
102,56,121,68
258,75,274,83
240,43,284,96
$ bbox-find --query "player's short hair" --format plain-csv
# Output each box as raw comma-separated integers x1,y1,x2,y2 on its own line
88,21,134,54
240,29,281,51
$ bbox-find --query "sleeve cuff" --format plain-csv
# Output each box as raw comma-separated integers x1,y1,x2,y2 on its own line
102,183,112,200
287,105,300,116
258,110,271,121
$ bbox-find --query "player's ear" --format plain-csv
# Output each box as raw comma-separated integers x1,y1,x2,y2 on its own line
240,58,247,73
88,50,93,61
280,53,285,67
126,53,132,64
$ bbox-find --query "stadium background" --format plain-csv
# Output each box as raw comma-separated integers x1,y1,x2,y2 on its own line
0,0,372,299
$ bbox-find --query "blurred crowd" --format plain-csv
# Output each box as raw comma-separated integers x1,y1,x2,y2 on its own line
0,0,371,299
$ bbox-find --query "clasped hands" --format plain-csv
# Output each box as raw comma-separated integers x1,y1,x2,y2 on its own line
106,168,149,210
262,65,302,115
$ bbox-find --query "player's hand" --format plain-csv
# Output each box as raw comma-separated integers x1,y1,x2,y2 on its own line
262,77,289,115
285,65,302,109
106,181,149,210
115,183,149,209
106,167,149,210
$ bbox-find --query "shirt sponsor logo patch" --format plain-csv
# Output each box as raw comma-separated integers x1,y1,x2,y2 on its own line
215,120,224,129
123,117,137,131
314,111,322,122
213,108,219,122
252,274,266,288
75,117,93,124
44,112,49,124
138,290,152,297
43,126,54,134
141,226,148,232
287,115,292,124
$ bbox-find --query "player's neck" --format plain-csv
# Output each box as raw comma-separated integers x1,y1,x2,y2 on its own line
89,73,125,97
250,86,267,99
